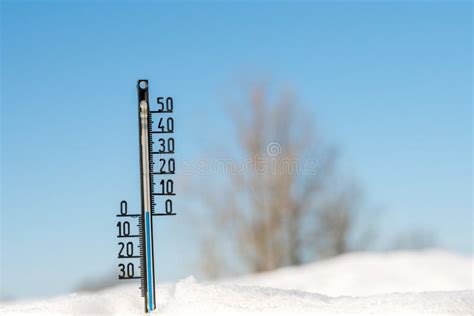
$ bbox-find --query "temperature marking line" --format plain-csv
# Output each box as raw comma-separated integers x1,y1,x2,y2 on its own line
151,131,173,134
150,110,173,114
116,214,140,218
151,151,175,154
152,213,177,216
117,235,140,238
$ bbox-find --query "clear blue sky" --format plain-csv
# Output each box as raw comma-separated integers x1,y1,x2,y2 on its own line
1,1,472,300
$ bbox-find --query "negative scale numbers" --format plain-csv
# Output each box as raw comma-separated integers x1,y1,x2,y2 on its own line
116,201,141,280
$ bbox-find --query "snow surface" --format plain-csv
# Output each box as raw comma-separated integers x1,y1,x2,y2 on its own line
1,250,473,315
228,249,473,296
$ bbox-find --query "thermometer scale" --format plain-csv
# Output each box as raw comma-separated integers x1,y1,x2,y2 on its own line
116,80,176,313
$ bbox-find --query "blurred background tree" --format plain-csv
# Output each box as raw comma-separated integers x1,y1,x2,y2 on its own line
198,83,376,278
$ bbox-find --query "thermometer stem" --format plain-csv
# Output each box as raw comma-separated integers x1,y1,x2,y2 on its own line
138,82,156,313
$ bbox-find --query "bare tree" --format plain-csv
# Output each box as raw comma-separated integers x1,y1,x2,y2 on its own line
199,83,370,277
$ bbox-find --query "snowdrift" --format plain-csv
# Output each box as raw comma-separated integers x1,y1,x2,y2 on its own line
229,249,473,296
1,250,472,315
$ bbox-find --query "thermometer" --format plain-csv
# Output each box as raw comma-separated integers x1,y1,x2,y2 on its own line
116,80,176,313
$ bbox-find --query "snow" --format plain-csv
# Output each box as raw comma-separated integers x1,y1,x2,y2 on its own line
228,249,473,296
1,250,472,315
